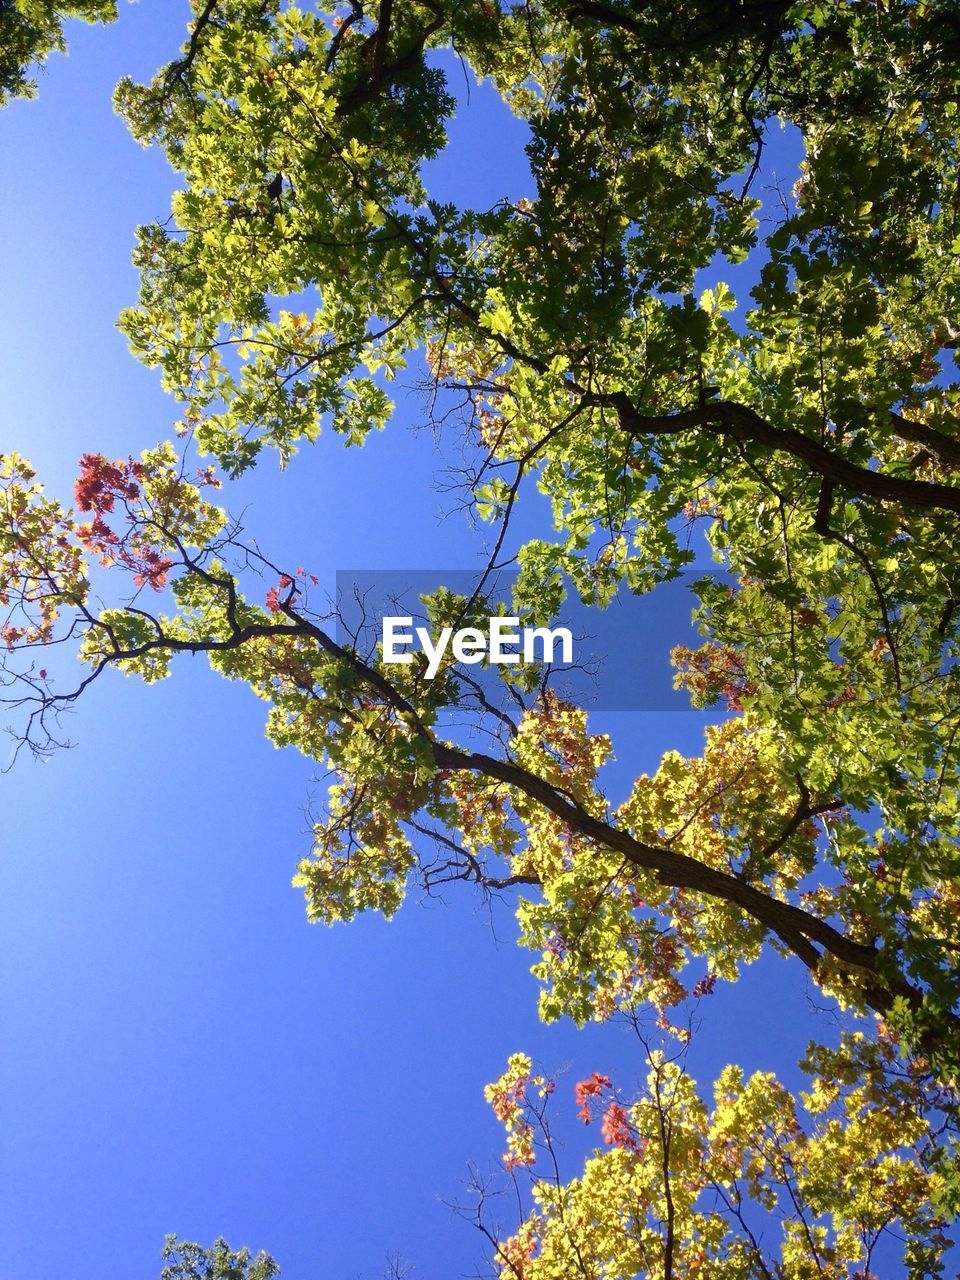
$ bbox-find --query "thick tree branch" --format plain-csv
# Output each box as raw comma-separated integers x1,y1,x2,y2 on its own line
890,411,960,469
335,2,444,118
430,740,876,973
613,397,960,517
164,0,220,88
25,570,956,1051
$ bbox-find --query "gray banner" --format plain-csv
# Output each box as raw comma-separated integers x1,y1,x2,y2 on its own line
334,569,728,711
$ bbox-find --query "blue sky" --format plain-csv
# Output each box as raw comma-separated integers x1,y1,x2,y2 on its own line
0,6,883,1278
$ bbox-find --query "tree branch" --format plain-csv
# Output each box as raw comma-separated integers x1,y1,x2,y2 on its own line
614,397,960,517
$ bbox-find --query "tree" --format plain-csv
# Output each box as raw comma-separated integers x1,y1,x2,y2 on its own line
3,0,960,1272
479,1038,954,1279
0,1,117,105
160,1236,279,1280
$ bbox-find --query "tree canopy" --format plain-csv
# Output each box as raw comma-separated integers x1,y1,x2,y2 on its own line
3,1,960,1275
160,1237,280,1280
0,1,116,104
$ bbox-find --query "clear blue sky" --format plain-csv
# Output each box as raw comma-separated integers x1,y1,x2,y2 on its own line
0,7,869,1278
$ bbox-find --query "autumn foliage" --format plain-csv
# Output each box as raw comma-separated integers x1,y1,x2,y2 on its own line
3,0,960,1274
